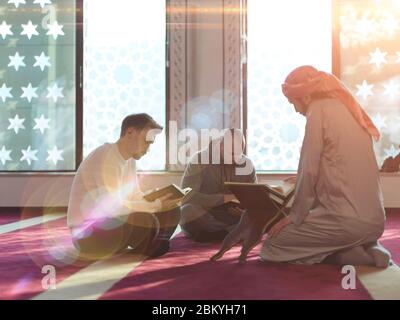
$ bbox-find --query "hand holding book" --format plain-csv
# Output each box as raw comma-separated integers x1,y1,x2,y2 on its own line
224,180,295,208
143,184,193,212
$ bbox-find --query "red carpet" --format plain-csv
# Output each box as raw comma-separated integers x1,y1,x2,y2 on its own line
0,214,23,226
0,212,399,300
101,213,400,300
0,218,91,300
100,236,371,300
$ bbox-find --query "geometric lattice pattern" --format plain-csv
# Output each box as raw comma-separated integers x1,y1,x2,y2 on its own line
83,0,166,170
247,0,332,171
4,0,398,173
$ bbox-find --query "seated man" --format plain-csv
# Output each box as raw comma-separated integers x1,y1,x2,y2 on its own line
180,129,257,243
68,113,180,261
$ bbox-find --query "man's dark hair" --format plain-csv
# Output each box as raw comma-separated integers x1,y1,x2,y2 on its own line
120,113,163,137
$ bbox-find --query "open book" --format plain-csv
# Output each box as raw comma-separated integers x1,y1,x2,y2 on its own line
265,181,296,205
224,180,296,209
143,184,193,211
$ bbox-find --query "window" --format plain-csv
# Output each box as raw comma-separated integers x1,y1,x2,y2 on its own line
246,0,332,171
2,1,398,174
246,0,400,171
337,0,400,166
0,0,79,172
83,0,166,170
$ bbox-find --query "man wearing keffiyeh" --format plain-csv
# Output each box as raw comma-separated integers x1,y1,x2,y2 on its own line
260,65,392,267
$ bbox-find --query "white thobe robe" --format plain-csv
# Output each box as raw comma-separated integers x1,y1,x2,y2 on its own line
260,98,386,264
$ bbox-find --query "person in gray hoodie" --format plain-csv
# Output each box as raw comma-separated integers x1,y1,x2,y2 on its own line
180,129,257,242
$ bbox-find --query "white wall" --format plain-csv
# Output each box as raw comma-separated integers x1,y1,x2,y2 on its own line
0,173,399,208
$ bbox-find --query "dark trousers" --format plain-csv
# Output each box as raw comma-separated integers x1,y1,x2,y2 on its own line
180,202,242,243
73,208,180,261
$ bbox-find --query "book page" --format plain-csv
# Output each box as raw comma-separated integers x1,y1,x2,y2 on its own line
144,184,186,202
265,180,296,197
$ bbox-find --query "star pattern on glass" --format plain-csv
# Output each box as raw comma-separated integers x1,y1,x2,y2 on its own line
243,3,400,170
33,0,52,8
0,83,13,102
33,115,51,134
0,146,12,165
369,48,388,68
21,20,39,40
8,52,26,71
1,0,72,171
47,83,64,102
8,0,26,8
47,146,64,165
21,83,38,102
46,21,65,40
20,146,38,165
356,80,374,100
383,80,400,98
33,52,51,71
0,21,13,39
7,114,25,134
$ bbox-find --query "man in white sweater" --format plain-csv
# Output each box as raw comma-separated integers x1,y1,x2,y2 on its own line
68,114,179,260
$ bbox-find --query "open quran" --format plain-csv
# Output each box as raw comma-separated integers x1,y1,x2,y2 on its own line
224,180,296,209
